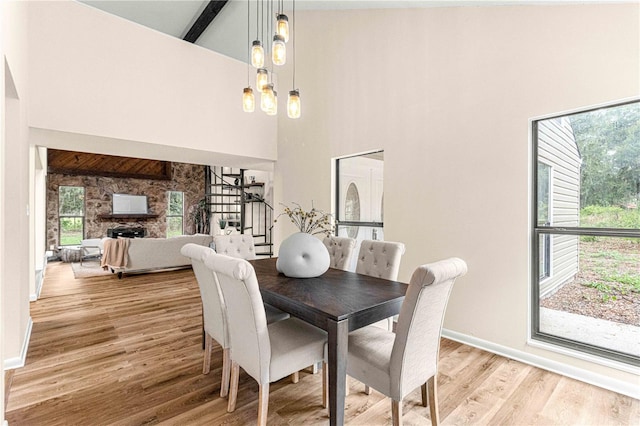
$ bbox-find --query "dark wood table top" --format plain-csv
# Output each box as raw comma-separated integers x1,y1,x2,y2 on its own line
250,257,408,331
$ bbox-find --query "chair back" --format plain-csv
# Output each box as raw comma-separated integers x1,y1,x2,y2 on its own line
214,234,257,260
204,252,271,384
355,240,406,280
390,257,467,399
181,243,228,348
323,236,357,271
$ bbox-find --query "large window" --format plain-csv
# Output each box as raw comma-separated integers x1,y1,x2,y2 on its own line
59,186,85,246
167,191,184,237
532,100,639,366
336,151,384,269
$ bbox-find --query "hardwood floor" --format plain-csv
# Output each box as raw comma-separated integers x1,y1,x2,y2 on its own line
5,261,639,425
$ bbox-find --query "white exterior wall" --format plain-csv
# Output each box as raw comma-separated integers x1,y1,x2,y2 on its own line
538,117,581,296
275,4,639,395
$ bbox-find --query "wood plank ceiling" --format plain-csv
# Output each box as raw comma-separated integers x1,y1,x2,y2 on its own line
47,149,172,180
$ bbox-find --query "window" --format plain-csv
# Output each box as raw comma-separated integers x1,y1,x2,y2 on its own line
58,186,84,246
167,191,184,238
532,100,640,365
336,151,384,269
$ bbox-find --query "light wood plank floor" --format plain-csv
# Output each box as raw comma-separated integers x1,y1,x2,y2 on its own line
5,261,639,425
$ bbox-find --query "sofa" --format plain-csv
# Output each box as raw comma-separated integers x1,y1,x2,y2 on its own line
102,234,213,278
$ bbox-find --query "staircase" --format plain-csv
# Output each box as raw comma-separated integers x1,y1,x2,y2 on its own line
206,166,274,257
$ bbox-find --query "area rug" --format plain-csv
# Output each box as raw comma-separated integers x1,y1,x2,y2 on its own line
70,260,114,278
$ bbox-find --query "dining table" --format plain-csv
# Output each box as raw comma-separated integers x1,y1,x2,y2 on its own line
249,257,408,426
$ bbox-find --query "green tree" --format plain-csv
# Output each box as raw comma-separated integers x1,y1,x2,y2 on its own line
570,102,640,207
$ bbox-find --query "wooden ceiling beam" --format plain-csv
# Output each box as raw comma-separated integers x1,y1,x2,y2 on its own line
183,1,229,43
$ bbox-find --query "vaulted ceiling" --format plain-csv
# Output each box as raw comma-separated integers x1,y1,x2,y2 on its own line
79,1,620,63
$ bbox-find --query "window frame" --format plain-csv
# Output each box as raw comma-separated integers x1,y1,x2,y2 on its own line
58,185,85,247
531,99,640,366
335,151,384,235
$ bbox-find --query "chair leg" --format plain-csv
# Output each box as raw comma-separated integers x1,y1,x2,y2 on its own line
421,382,428,407
227,361,240,413
203,334,213,374
364,384,372,395
322,362,328,409
257,383,270,426
291,371,299,383
220,347,231,398
427,376,439,426
391,399,403,426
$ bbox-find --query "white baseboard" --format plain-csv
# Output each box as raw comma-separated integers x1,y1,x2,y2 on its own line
441,328,640,399
3,317,33,370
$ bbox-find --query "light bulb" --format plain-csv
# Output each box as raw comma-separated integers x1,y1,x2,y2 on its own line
242,87,255,112
276,14,289,42
251,40,264,68
256,68,269,92
287,89,300,119
261,84,275,112
272,35,286,66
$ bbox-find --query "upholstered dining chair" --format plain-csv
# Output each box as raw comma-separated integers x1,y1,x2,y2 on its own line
321,239,407,403
356,239,406,332
181,243,231,397
323,236,357,271
347,257,468,426
205,252,327,426
213,234,256,260
211,234,290,352
181,244,289,398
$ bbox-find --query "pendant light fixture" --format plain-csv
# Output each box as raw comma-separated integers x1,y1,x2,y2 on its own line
287,0,300,118
242,0,254,112
243,0,301,118
272,34,286,65
261,83,276,112
251,41,265,68
276,14,289,42
256,68,269,92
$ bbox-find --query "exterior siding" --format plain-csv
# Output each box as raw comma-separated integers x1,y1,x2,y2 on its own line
538,117,581,297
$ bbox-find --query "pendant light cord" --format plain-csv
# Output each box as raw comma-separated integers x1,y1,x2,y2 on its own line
292,0,296,89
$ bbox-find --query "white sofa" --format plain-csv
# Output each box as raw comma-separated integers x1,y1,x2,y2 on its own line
104,234,213,278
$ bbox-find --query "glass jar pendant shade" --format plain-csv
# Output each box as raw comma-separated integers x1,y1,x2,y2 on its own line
287,89,300,119
261,84,276,112
242,87,255,112
272,35,286,66
276,14,289,42
251,40,265,68
256,68,269,92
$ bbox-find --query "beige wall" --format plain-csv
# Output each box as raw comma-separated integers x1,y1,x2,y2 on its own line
28,0,277,166
2,1,31,421
276,4,639,393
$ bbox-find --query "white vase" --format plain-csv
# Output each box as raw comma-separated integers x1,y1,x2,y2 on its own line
276,232,330,278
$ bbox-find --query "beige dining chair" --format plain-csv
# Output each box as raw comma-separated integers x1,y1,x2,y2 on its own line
205,252,327,426
181,244,289,398
323,236,357,271
323,239,407,400
213,234,256,260
212,234,289,343
347,257,468,426
181,243,231,397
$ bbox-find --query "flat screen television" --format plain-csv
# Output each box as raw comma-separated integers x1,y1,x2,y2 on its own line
112,194,148,214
